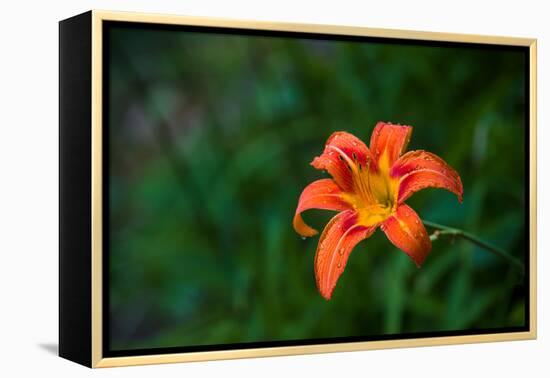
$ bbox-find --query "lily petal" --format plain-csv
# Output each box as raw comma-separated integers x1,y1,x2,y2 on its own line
293,179,352,237
391,150,463,204
311,131,373,192
381,204,431,267
370,122,412,169
314,210,376,300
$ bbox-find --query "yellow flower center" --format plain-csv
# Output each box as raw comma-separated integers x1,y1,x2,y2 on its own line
336,148,399,227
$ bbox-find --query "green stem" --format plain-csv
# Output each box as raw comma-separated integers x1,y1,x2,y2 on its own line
422,220,524,272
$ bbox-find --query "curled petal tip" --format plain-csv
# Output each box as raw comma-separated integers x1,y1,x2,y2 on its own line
317,277,336,300
293,179,351,238
307,230,319,237
317,280,335,300
321,291,333,301
293,214,319,237
310,157,322,168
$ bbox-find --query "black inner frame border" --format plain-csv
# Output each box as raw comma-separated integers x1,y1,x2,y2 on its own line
102,20,531,358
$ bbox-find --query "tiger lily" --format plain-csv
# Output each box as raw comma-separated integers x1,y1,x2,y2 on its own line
293,122,463,300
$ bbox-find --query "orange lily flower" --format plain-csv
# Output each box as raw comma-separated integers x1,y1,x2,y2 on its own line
293,122,463,300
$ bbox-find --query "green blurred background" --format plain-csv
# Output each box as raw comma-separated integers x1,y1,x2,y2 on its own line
107,25,527,351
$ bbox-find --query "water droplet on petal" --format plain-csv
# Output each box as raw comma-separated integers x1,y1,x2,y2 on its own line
338,248,344,255
337,262,342,268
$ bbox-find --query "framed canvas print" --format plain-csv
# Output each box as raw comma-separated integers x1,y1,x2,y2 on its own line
59,10,537,368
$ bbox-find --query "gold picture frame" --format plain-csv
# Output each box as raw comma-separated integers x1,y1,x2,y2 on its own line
59,9,537,368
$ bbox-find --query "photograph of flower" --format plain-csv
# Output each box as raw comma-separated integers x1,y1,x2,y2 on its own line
105,22,528,355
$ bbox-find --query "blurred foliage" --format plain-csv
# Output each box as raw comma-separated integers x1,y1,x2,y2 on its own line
107,26,527,351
